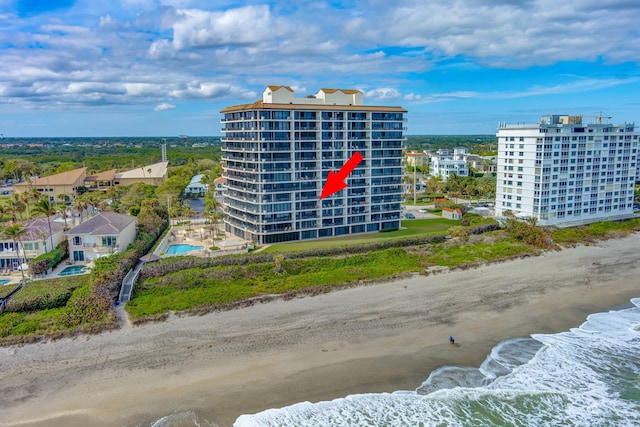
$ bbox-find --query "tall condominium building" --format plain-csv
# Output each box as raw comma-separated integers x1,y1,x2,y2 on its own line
495,114,638,226
220,86,406,244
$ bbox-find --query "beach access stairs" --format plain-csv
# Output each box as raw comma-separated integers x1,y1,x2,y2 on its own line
119,262,143,303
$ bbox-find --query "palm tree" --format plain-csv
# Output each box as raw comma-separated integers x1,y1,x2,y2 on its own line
2,224,27,279
57,193,69,205
9,194,26,222
73,198,87,223
32,198,56,252
0,204,7,227
20,191,32,218
58,208,71,231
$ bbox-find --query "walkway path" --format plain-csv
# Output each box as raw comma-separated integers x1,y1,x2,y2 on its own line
119,261,143,303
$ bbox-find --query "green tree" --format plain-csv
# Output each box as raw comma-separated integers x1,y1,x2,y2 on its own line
32,198,56,251
8,194,26,222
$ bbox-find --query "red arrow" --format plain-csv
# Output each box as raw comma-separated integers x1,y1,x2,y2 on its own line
320,152,364,200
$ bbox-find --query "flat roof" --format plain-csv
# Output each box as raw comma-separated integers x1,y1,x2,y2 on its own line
221,100,407,114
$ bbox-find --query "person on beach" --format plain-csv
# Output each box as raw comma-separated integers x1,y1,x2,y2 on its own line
449,336,455,346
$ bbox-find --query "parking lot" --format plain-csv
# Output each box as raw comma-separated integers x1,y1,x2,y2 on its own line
403,205,442,219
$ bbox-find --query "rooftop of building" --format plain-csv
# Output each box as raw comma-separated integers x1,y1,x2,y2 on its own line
66,211,136,236
221,85,406,113
114,162,168,180
188,174,206,185
221,100,407,113
15,167,87,187
85,169,117,182
499,114,635,129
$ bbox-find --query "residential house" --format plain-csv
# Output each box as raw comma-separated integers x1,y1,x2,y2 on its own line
213,176,227,198
465,154,497,174
184,174,208,196
406,151,429,168
403,177,426,195
65,212,137,261
0,216,65,271
113,162,168,186
429,150,469,180
442,207,463,220
14,167,87,202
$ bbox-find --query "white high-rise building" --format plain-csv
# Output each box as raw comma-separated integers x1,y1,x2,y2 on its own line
220,86,406,244
495,114,638,226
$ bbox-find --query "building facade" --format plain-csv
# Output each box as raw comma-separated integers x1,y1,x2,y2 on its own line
66,212,137,261
14,167,87,202
184,174,208,197
221,86,406,244
406,152,429,168
0,216,65,272
495,114,638,226
429,156,469,180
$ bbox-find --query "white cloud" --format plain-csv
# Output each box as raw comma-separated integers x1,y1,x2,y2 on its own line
169,6,279,50
2,0,639,115
169,82,256,99
344,0,640,67
365,88,401,100
154,102,175,111
492,76,640,99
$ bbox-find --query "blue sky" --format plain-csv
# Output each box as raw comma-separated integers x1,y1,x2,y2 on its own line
1,0,639,137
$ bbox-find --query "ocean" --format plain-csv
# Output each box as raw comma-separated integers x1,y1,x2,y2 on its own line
153,298,640,427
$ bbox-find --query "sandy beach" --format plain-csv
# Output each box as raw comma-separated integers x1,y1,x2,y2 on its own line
1,234,639,427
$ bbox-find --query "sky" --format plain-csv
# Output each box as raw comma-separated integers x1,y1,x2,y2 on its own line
1,0,640,137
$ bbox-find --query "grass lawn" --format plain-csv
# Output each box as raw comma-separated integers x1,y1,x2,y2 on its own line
261,218,459,253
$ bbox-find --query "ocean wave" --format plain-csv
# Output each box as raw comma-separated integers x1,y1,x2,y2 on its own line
234,301,640,427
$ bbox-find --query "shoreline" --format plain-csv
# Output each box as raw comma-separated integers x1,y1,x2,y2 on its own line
1,234,640,427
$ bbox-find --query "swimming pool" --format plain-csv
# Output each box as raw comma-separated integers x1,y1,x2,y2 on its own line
165,244,204,255
59,265,89,276
0,279,10,285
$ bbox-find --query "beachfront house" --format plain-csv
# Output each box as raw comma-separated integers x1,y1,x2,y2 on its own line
65,211,137,261
0,216,66,272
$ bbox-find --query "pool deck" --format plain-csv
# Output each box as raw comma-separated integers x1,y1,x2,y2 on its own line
162,224,250,258
28,260,94,281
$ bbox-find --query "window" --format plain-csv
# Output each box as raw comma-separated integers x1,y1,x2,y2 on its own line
102,236,117,247
73,236,82,246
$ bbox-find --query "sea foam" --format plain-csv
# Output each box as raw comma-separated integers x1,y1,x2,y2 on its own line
234,299,640,427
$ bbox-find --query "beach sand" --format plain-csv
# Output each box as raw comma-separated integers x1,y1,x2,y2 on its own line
1,234,639,427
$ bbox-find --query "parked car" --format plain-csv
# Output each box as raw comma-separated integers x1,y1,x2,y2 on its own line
405,213,415,219
418,209,427,213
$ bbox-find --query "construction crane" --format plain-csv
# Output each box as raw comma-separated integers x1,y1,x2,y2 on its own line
580,112,612,124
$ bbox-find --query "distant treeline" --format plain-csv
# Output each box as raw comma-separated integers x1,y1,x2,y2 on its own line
406,135,497,155
0,137,222,179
